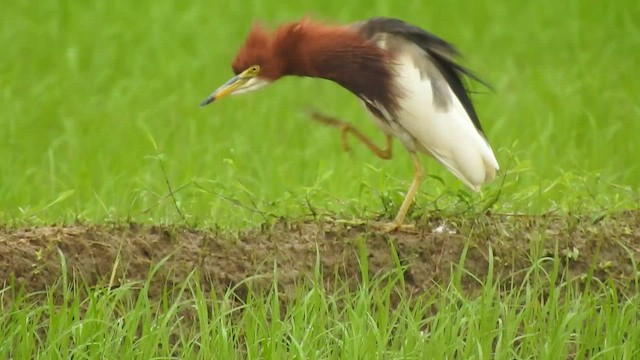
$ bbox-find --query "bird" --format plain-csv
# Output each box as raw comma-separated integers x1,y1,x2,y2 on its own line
200,17,500,232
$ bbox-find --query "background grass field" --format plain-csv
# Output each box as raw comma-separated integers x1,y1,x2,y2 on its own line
1,0,640,358
2,0,639,227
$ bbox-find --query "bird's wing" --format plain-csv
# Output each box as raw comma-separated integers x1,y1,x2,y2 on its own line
355,18,499,189
356,17,489,135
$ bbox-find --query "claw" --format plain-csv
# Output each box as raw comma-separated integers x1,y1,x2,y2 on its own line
340,124,351,152
373,221,417,234
305,109,393,160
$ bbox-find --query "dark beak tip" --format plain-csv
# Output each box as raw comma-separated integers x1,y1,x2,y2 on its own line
200,97,214,107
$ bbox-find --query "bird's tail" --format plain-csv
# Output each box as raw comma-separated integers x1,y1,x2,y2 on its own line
423,137,499,192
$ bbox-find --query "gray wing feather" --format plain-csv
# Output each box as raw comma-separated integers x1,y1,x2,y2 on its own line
357,17,490,135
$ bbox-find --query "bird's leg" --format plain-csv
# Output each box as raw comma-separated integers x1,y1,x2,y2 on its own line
306,110,393,160
380,153,424,233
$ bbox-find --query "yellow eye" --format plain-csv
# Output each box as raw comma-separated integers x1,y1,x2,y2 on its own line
240,65,260,78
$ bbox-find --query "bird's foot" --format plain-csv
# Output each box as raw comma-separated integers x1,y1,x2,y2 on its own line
321,217,416,233
339,124,352,152
373,221,417,234
325,218,367,227
304,108,392,159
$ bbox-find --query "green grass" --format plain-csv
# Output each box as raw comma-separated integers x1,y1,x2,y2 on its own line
2,248,639,359
2,1,640,358
1,0,639,227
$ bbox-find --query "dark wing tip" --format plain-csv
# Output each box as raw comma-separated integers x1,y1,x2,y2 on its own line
359,17,492,134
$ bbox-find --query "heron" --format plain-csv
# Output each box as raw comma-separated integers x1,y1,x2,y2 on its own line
200,17,499,232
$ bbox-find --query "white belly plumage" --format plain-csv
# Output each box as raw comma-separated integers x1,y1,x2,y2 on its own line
364,51,500,191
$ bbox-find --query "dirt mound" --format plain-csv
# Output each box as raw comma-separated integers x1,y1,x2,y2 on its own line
1,211,639,299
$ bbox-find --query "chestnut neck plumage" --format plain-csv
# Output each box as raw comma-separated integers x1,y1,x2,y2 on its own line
273,22,400,114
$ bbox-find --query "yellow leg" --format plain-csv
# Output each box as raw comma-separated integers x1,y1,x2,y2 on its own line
306,109,392,160
381,152,424,233
306,109,423,233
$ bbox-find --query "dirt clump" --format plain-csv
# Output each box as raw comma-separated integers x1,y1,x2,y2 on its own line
0,211,638,300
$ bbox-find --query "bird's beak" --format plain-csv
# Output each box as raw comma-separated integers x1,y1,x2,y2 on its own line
200,66,262,106
200,75,248,106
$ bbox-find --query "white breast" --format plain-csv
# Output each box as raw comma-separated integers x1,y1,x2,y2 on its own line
396,53,499,190
365,38,500,191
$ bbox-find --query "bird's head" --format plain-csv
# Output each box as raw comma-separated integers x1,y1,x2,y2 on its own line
200,22,289,106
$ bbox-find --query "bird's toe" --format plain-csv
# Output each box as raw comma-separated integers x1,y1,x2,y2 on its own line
374,221,417,234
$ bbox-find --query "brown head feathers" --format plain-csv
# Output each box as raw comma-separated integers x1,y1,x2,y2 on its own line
231,18,397,110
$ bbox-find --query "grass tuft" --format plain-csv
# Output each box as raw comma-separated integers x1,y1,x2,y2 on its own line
1,248,639,359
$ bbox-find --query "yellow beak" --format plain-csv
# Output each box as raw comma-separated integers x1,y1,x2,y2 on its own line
200,74,249,106
200,66,263,106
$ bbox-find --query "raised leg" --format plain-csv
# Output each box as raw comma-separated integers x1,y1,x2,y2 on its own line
306,109,392,160
380,152,424,233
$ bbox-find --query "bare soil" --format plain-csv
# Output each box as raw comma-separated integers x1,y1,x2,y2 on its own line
1,211,639,300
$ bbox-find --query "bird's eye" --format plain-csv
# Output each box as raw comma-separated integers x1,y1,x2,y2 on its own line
240,65,260,78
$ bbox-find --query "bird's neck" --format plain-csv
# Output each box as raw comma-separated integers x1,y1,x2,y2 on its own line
277,24,399,112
